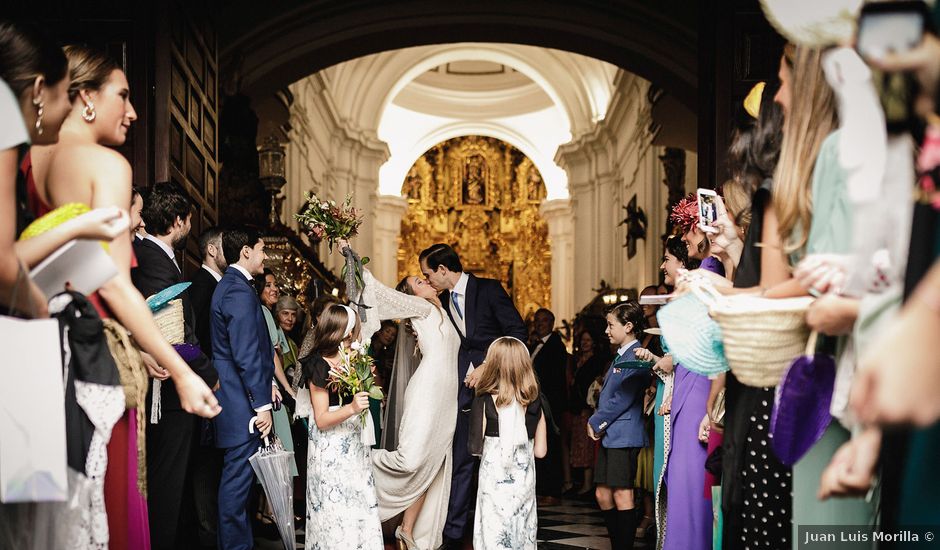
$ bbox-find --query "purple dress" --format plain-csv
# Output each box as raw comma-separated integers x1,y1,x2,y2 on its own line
662,255,723,550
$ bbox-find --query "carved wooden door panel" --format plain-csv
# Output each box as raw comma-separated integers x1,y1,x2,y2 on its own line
154,0,220,275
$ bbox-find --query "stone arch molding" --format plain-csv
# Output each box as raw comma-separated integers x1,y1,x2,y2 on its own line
329,43,615,139
323,43,617,200
378,120,567,199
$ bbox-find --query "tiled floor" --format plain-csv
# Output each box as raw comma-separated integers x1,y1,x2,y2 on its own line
254,496,654,549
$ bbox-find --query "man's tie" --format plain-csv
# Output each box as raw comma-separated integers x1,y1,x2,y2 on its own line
451,291,464,319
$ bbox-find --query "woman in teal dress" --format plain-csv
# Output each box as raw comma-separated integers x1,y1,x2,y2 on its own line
775,63,879,543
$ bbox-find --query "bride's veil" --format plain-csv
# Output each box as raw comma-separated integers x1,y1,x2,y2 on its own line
380,321,421,450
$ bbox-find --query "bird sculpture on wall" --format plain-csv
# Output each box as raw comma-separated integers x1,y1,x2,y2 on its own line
619,194,648,259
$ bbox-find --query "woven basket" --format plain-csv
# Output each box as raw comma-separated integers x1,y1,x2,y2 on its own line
152,298,185,345
709,295,814,387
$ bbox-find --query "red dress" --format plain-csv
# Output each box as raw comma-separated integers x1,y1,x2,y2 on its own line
22,153,151,550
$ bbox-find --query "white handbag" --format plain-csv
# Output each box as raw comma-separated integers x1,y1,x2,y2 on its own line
0,263,67,502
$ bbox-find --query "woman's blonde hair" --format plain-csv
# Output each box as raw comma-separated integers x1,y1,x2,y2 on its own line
475,337,540,407
773,46,838,254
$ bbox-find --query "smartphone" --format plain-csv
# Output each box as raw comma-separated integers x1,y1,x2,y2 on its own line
696,188,719,234
857,1,927,60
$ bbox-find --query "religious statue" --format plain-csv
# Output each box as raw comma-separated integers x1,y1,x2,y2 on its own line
463,154,486,205
403,165,422,201
526,165,543,201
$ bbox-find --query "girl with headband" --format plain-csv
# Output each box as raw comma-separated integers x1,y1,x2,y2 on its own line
297,303,383,549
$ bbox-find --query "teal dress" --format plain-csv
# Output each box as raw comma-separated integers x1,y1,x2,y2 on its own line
262,306,299,476
790,131,877,543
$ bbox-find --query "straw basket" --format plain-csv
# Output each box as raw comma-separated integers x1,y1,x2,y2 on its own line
152,298,185,345
709,295,814,388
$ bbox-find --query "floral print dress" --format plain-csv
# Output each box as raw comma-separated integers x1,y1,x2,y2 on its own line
303,356,383,550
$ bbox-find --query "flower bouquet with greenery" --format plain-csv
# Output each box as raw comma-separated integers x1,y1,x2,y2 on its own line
294,192,371,319
327,341,384,426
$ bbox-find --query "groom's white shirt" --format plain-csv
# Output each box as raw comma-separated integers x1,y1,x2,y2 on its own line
449,272,469,336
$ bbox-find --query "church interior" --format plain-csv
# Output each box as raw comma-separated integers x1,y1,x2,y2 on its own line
4,2,806,549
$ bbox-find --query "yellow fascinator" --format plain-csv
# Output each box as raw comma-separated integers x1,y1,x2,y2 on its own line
19,203,110,251
744,82,766,120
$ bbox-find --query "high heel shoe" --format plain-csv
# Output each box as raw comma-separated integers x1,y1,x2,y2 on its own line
395,526,418,550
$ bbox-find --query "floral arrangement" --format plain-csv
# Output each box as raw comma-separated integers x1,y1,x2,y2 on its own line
327,341,384,424
669,194,699,233
294,192,364,249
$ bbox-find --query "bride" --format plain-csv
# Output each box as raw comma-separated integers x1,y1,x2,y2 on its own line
351,243,460,550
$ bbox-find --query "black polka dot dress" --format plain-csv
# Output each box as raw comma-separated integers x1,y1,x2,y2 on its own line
737,388,791,550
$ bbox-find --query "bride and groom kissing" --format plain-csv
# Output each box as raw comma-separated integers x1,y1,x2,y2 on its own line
337,241,529,550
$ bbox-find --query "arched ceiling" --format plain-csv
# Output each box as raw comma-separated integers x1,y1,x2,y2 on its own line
219,0,698,112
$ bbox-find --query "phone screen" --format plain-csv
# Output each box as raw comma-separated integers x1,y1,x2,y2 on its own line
696,190,718,232
857,9,925,59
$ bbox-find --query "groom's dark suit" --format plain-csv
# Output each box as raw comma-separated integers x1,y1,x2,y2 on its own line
211,266,274,550
441,273,526,540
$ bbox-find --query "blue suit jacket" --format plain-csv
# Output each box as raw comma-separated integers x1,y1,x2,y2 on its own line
588,341,652,448
210,267,274,448
441,274,527,409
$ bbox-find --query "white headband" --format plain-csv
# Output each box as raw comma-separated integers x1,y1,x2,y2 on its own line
491,336,527,348
340,305,357,338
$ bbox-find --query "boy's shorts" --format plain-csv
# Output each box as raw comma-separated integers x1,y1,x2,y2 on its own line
594,446,640,488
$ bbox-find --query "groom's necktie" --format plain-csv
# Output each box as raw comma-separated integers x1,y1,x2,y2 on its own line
451,291,464,319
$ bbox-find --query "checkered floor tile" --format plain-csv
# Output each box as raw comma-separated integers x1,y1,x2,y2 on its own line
253,496,654,549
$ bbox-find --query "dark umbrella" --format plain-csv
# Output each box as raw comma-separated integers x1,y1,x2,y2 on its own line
249,435,296,550
769,331,835,466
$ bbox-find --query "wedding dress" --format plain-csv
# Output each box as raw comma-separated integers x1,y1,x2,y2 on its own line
360,269,460,550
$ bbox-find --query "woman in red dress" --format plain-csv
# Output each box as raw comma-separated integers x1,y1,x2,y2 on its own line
30,44,220,550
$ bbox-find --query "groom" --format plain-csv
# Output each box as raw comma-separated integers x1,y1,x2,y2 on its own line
211,228,275,550
419,243,527,547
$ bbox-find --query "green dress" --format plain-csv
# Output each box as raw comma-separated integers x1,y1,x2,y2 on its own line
262,306,299,476
790,131,877,545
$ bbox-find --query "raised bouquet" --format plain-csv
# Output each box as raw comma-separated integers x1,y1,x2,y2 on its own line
295,192,363,249
294,192,370,319
327,341,385,426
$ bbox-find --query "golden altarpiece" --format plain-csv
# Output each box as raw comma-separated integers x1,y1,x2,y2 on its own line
398,136,551,318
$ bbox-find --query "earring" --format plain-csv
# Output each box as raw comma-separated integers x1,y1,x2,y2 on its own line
82,102,96,122
33,97,44,135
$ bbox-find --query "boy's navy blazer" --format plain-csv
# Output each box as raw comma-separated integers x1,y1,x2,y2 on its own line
588,341,652,449
209,266,274,448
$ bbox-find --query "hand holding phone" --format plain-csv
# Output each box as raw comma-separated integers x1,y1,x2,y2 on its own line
696,188,719,234
857,1,927,60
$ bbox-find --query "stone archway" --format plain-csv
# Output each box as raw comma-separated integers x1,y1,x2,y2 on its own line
398,135,552,318
219,1,697,111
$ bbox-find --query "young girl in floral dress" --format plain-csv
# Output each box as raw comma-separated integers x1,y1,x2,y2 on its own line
299,304,382,550
469,336,547,550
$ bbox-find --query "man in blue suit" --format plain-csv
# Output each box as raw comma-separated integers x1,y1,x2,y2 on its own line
210,228,275,550
419,243,527,548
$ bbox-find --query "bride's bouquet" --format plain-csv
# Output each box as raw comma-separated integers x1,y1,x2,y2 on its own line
295,192,371,319
327,341,385,427
295,192,363,249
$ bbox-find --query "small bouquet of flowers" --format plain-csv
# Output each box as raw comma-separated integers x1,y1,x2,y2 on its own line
327,341,385,427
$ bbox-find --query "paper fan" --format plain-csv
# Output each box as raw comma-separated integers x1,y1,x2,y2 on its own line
146,282,192,312
760,0,863,47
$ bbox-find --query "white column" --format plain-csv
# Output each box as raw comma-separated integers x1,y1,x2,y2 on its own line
540,198,575,324
372,195,408,286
